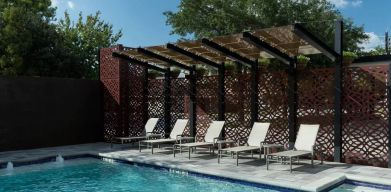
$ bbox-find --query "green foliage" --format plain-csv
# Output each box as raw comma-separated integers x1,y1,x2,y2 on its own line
165,0,368,55
57,11,122,79
343,51,358,59
224,61,236,71
196,66,208,76
360,46,387,56
258,58,270,66
0,0,58,76
148,70,161,79
297,55,310,64
170,67,181,77
0,0,122,79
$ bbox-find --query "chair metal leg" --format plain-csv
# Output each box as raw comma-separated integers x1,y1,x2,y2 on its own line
139,141,141,152
188,147,191,159
236,152,239,166
266,155,269,170
290,157,293,173
259,149,262,159
218,150,220,163
311,155,314,167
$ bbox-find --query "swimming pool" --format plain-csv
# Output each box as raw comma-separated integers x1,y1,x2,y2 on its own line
0,157,291,192
0,156,390,192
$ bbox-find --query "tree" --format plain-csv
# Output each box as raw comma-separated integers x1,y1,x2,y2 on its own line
360,46,387,56
164,0,368,53
57,11,122,79
0,0,59,76
0,0,122,79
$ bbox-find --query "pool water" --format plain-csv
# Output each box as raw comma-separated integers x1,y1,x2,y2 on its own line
0,158,282,192
330,183,391,192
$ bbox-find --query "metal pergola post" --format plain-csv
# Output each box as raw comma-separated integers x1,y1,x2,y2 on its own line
334,19,344,162
143,67,149,125
189,65,197,137
250,60,259,124
388,63,391,168
164,69,171,137
218,64,226,137
288,58,298,148
386,32,390,55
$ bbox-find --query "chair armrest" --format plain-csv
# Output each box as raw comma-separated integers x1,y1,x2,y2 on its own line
236,139,248,146
213,137,223,143
284,143,290,150
176,135,194,144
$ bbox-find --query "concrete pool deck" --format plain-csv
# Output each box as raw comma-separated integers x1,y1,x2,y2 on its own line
0,142,390,192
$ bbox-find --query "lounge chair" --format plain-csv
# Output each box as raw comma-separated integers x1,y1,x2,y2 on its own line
139,119,193,154
173,121,225,159
113,118,161,144
218,122,270,166
266,124,321,172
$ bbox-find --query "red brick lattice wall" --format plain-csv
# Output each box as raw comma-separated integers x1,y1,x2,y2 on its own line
342,66,389,167
195,76,219,141
171,78,191,135
224,73,252,145
100,46,122,140
148,79,166,134
258,71,289,145
297,69,335,161
100,46,146,141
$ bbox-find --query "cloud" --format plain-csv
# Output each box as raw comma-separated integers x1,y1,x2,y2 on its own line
351,0,363,7
51,0,59,7
328,0,362,8
328,0,349,8
359,32,384,51
67,1,75,9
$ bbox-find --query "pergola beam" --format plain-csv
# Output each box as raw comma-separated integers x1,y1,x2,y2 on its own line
166,43,221,69
201,38,256,67
242,32,293,65
137,48,193,71
112,52,168,73
293,23,339,61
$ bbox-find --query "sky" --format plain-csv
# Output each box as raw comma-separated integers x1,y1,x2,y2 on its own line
52,0,390,51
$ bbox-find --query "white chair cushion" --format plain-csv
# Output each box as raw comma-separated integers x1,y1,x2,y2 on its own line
204,121,225,143
247,122,270,146
169,119,189,139
294,124,320,151
145,118,159,133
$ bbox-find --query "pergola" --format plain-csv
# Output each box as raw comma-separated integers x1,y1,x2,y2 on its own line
111,21,345,162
